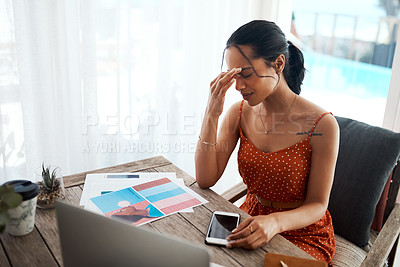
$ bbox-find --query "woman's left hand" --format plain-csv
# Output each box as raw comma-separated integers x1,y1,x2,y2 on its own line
226,215,279,249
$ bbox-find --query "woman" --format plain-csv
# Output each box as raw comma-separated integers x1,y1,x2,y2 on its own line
195,20,339,264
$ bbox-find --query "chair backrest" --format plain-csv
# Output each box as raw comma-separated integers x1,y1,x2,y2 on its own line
328,117,400,247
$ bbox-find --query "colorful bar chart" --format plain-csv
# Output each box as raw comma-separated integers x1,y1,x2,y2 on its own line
90,177,205,226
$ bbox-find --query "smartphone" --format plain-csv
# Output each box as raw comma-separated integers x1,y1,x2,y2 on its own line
205,211,240,246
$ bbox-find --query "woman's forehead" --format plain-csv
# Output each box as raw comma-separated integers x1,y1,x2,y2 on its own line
225,46,253,66
226,45,253,59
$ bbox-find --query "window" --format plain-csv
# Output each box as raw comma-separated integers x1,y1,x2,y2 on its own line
292,0,398,126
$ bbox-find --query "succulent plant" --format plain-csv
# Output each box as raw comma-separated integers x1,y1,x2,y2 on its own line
41,163,60,192
37,163,64,209
0,184,22,233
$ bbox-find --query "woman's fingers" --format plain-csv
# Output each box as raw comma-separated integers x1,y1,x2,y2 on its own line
216,68,241,92
210,73,223,87
210,73,224,95
218,79,235,95
231,218,252,234
226,217,272,249
210,71,229,90
226,215,280,250
226,219,255,246
207,68,242,117
210,68,241,94
227,227,269,249
226,228,259,248
242,233,267,250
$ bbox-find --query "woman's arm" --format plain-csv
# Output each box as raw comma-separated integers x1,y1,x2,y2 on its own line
195,68,241,188
227,114,340,249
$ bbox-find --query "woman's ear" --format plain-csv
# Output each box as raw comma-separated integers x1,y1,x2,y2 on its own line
274,54,286,74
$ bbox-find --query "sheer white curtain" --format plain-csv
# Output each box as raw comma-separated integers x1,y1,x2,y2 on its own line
0,0,291,191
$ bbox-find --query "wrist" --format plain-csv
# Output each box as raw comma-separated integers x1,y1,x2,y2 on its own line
201,112,219,134
198,136,217,146
269,213,284,234
204,107,221,121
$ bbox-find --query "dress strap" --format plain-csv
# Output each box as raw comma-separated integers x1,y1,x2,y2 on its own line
307,112,333,140
238,100,245,137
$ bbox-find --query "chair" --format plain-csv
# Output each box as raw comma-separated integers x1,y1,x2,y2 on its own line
221,116,400,267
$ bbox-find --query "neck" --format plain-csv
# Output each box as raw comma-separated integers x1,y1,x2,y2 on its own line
261,82,296,114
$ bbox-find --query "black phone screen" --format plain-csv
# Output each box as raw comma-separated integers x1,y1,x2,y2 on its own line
207,214,238,239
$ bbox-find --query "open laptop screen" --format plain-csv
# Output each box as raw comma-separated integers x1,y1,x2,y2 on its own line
56,200,210,267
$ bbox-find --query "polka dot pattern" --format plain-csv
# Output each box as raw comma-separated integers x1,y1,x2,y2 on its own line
236,101,335,265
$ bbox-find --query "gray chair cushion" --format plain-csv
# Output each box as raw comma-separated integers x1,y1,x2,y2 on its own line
332,231,378,267
328,117,400,247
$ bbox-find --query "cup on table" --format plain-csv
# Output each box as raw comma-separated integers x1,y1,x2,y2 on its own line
3,180,39,236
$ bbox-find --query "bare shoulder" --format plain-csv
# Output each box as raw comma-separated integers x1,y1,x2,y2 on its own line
224,101,243,122
312,113,339,142
302,97,337,133
226,100,243,114
292,96,325,117
292,96,339,137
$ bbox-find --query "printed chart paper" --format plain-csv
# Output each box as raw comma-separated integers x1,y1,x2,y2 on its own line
82,178,196,213
90,177,206,226
80,172,177,206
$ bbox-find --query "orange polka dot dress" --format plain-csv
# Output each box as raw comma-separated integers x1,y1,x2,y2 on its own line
237,101,336,264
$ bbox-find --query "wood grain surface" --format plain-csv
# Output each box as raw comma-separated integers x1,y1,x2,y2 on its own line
0,241,11,267
1,155,315,267
1,227,58,267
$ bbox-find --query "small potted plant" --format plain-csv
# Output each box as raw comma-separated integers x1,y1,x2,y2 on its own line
0,184,23,233
36,163,65,209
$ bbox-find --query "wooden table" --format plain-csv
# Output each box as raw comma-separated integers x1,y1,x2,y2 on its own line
0,156,313,266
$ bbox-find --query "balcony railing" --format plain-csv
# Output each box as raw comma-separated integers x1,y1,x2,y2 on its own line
293,10,399,67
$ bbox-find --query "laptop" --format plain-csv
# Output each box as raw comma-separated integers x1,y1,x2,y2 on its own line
55,200,210,267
